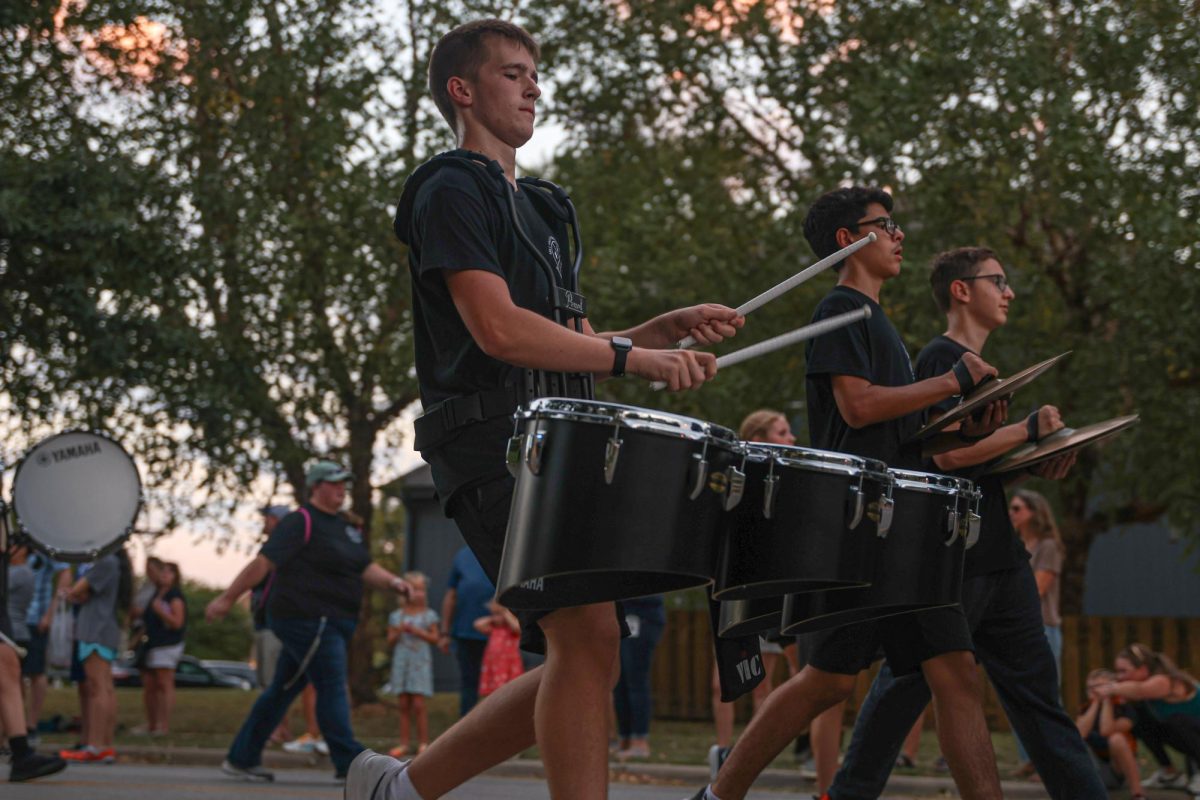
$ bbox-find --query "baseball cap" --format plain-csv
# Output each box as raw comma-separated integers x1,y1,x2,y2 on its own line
260,505,291,520
306,460,354,485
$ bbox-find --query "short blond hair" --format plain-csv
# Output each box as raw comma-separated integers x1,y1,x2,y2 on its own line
739,409,787,441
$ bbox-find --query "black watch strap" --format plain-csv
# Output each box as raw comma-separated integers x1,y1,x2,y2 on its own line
610,337,632,377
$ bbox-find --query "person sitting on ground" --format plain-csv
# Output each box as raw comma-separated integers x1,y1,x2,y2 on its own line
1076,668,1145,799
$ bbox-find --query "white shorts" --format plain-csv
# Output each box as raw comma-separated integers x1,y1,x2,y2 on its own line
145,642,185,670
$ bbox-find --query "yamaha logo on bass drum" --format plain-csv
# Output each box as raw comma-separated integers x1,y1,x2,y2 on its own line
36,440,103,468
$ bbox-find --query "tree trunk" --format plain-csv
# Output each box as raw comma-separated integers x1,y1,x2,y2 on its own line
347,418,379,705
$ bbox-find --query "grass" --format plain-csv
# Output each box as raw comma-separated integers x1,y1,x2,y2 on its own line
33,686,1034,777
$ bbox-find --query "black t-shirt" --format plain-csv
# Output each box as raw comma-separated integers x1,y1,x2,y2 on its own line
143,587,187,648
259,504,372,620
400,153,575,508
805,286,923,469
915,335,1028,577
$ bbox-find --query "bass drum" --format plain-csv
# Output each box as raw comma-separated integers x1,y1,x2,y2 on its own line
497,398,744,610
11,430,142,562
781,469,980,635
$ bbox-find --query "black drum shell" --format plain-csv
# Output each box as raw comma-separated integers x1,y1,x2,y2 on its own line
498,411,738,609
781,479,967,635
714,450,887,601
718,596,785,639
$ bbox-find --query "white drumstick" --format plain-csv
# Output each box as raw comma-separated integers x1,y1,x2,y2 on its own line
676,233,876,349
652,306,872,390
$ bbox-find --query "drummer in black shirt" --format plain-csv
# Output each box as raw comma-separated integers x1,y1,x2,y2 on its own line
703,188,1007,800
349,19,743,800
828,246,1106,800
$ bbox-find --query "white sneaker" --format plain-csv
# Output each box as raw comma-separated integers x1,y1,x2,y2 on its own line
1144,767,1188,789
707,745,729,782
284,733,318,754
316,738,330,756
221,759,275,782
345,749,408,800
1187,771,1200,795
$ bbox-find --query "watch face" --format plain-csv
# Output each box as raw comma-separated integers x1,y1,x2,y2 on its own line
613,336,633,350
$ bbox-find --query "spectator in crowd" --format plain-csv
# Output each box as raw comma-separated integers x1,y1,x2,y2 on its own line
438,545,495,718
475,599,523,700
1099,643,1200,795
21,549,71,744
385,572,440,758
59,547,131,764
130,556,164,735
1076,668,1145,799
2,592,67,781
139,561,187,735
205,460,412,782
1009,488,1065,777
613,594,666,760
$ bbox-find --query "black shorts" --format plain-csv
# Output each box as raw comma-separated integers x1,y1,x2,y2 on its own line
449,473,628,655
805,604,973,678
23,629,48,676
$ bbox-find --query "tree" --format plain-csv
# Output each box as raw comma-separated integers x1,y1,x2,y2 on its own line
532,0,1200,609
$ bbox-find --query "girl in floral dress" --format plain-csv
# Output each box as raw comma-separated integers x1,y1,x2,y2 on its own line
384,572,439,757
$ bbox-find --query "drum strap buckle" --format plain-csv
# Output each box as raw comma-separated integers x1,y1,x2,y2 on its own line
688,440,711,500
724,464,746,511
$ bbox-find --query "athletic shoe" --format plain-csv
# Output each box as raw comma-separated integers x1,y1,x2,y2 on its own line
1187,771,1200,795
683,789,707,800
221,759,275,782
895,753,916,769
9,751,67,783
59,745,98,761
315,738,330,756
1143,767,1188,789
345,749,408,800
707,745,730,782
284,732,320,753
91,747,116,764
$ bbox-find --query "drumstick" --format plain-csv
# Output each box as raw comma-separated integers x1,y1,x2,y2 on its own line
676,233,876,349
652,306,872,390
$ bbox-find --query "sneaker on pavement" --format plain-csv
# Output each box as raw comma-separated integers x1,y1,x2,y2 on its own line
59,745,98,762
1143,767,1188,789
345,749,409,800
9,752,68,783
91,748,116,764
1187,771,1200,795
315,738,330,756
284,733,319,754
707,745,730,782
221,759,275,782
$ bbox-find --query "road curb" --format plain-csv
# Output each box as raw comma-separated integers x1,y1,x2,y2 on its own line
114,745,1051,797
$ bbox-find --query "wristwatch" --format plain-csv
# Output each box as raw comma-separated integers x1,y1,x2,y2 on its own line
610,336,633,377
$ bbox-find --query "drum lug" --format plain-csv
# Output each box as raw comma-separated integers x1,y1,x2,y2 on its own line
688,454,709,500
505,435,522,478
524,430,546,476
724,465,745,511
604,435,622,484
847,487,864,530
944,509,960,546
870,496,894,538
763,474,779,519
965,511,982,549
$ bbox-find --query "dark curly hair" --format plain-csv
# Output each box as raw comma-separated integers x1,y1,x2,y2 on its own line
802,186,893,270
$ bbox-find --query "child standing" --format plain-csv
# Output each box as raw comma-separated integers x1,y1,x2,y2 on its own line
384,571,439,758
474,600,523,699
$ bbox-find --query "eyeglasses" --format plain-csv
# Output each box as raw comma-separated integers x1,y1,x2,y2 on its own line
958,274,1011,293
852,216,901,237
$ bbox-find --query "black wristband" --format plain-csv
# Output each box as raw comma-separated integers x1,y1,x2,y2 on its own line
952,358,976,396
1026,412,1040,443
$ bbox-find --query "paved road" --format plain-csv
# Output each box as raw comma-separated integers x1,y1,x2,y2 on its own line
4,763,927,799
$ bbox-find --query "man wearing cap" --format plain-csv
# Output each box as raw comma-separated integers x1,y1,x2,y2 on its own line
206,460,412,783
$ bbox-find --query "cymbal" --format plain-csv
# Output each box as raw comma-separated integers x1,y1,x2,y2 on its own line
987,414,1140,475
909,351,1072,441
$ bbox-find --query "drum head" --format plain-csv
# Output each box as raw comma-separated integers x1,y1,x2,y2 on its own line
12,430,141,562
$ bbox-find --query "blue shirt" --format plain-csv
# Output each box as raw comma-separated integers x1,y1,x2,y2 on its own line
446,547,494,641
27,555,70,627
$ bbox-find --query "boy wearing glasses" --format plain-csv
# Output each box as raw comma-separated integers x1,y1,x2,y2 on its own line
824,247,1107,799
695,188,1008,800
